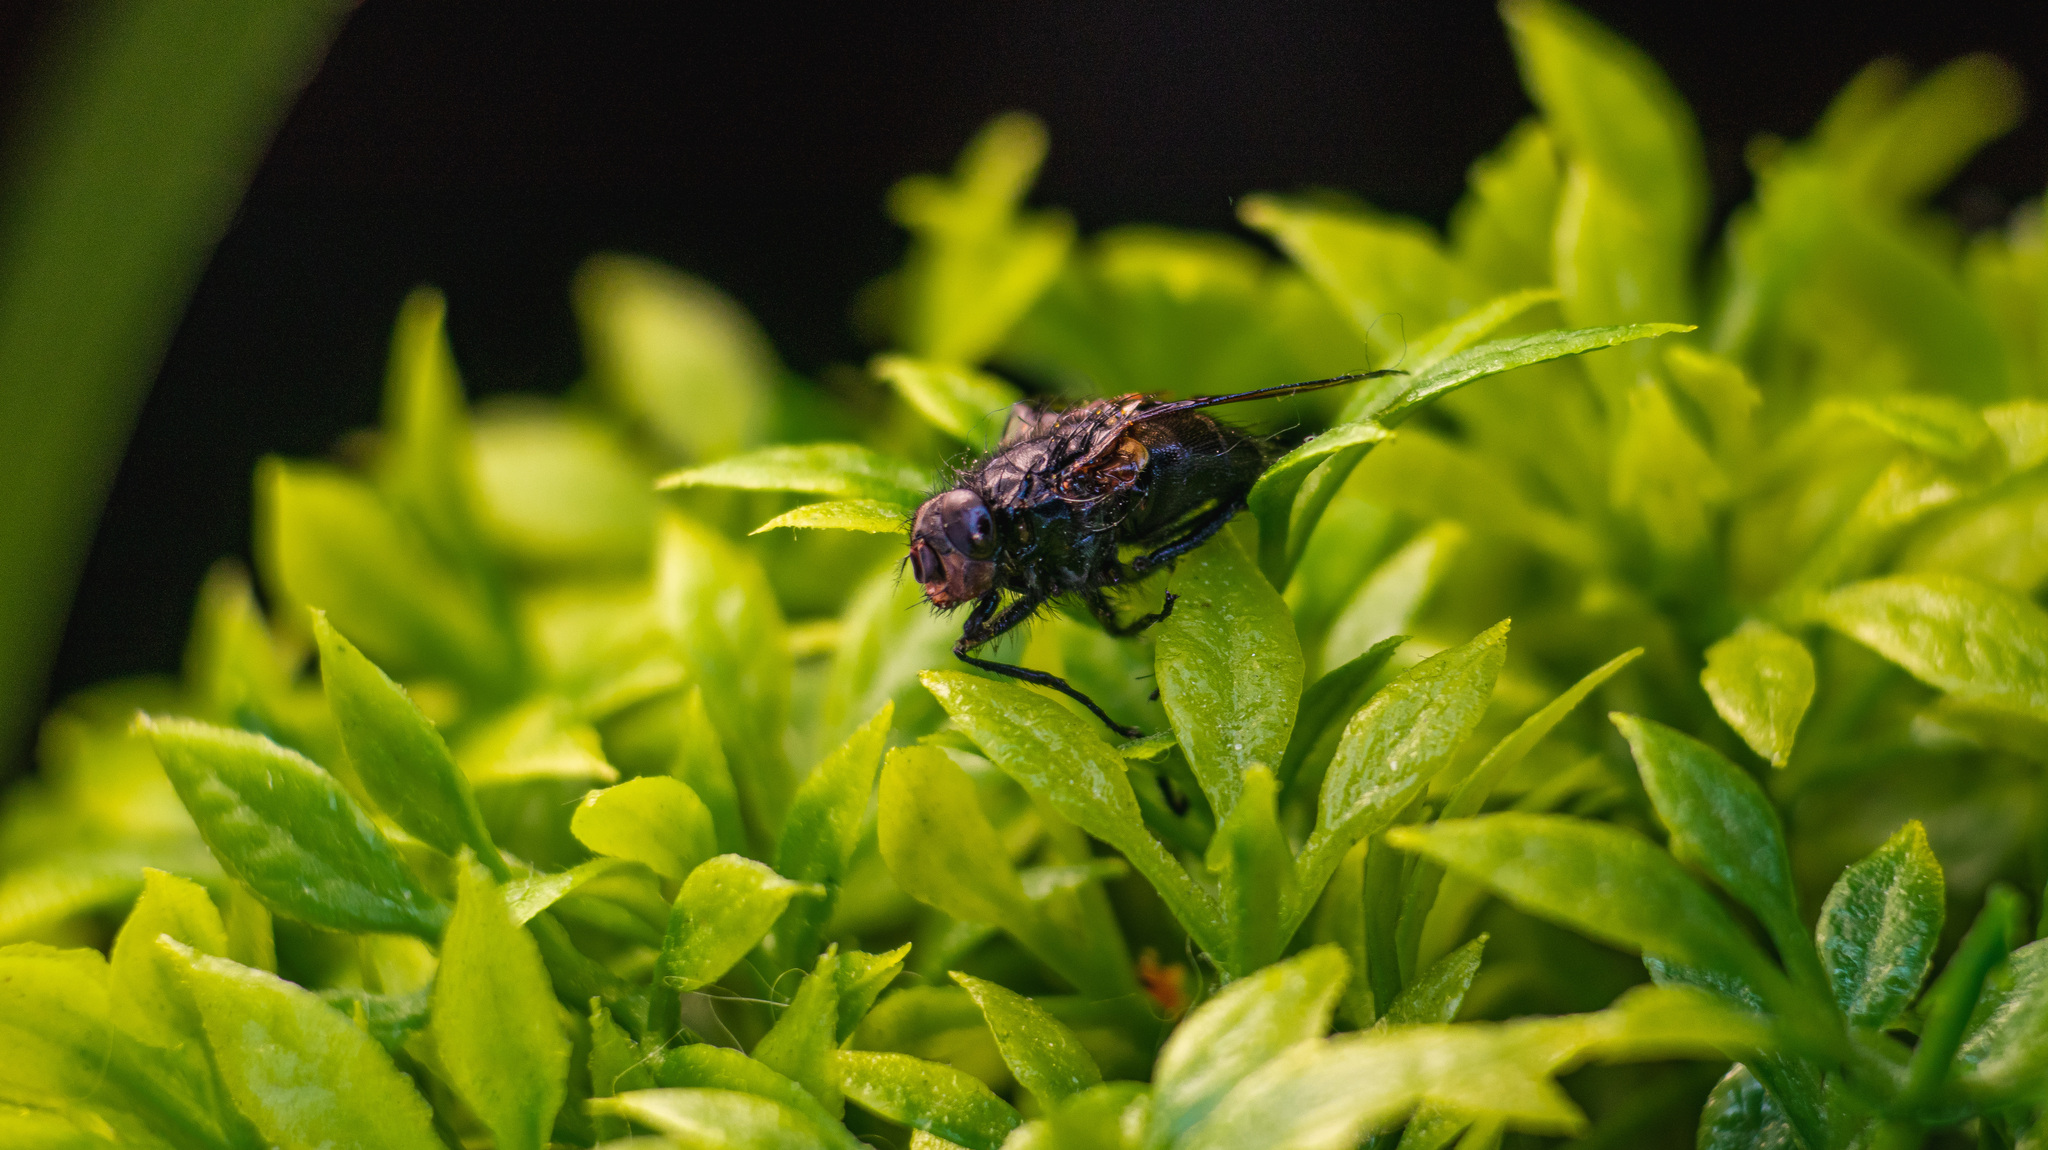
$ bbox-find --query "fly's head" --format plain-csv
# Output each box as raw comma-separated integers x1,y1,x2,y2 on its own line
909,488,998,608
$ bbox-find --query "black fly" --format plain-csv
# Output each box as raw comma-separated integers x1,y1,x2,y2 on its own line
908,370,1403,738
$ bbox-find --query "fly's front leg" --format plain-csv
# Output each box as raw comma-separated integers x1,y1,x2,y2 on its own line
1081,587,1177,637
1129,497,1247,577
953,592,1144,738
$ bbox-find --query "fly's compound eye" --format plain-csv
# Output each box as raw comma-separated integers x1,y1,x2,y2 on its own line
960,503,996,558
909,540,943,584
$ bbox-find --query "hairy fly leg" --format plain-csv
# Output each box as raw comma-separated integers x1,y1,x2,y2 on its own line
1128,498,1246,576
953,590,1144,738
1082,587,1178,637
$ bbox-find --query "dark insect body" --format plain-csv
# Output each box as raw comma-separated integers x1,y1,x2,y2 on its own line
909,370,1402,737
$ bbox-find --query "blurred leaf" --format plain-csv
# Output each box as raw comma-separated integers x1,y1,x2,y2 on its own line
872,354,1021,445
1824,394,1992,461
921,671,1226,957
471,404,657,570
315,613,501,869
1831,54,2025,211
1388,814,1790,1010
642,1049,864,1149
672,685,748,856
770,702,892,968
836,1050,1023,1150
754,952,845,1116
1615,715,1818,993
887,111,1073,365
1295,622,1507,929
1901,887,2023,1105
1697,1065,1799,1150
1449,119,1563,292
952,972,1102,1110
377,288,492,563
173,941,442,1149
1240,194,1465,356
571,777,717,886
1816,820,1944,1028
575,254,778,462
825,563,961,741
753,499,913,535
1155,532,1304,815
1611,381,1729,557
1958,939,2048,1087
141,715,447,938
0,0,350,777
657,442,929,505
1818,573,2048,719
1701,623,1816,767
1279,634,1407,792
501,857,639,925
1149,945,1349,1148
433,861,570,1150
654,513,793,846
1323,523,1467,671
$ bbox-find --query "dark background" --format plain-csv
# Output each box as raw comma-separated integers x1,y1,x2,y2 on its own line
15,0,2048,721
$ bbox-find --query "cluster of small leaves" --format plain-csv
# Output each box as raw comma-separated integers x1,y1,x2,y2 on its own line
6,2,2048,1148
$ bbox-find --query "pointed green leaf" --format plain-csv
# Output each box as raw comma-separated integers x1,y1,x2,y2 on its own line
1279,635,1407,791
109,868,227,1051
836,1050,1023,1150
836,944,912,1043
754,953,845,1116
1373,324,1694,426
1205,765,1297,975
658,855,815,995
643,1047,864,1149
315,612,500,869
1701,623,1816,767
1295,622,1507,928
1387,814,1790,1011
1385,935,1487,1026
952,972,1102,1110
1155,533,1303,816
656,442,929,506
377,287,489,560
1959,939,2048,1086
752,498,913,535
1818,574,2048,719
770,702,893,966
673,684,747,856
1816,821,1944,1028
593,1087,841,1150
921,671,1225,956
433,861,571,1150
140,715,447,938
502,857,640,925
1615,714,1816,992
1149,945,1350,1148
1902,886,2023,1105
571,776,717,885
172,941,442,1150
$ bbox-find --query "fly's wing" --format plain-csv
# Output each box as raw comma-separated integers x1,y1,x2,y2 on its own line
1000,400,1069,445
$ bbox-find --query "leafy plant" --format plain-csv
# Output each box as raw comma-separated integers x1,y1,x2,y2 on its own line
5,1,2048,1148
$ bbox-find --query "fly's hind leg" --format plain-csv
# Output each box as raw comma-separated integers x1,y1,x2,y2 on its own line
1082,586,1177,637
953,592,1144,738
1128,497,1247,577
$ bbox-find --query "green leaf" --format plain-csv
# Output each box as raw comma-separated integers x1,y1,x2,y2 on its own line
108,868,227,1051
673,684,748,856
1148,945,1350,1148
574,254,778,462
952,971,1103,1110
1817,574,2048,719
1440,648,1642,821
1385,934,1487,1026
1206,765,1297,975
1611,381,1728,558
1816,820,1944,1028
657,442,929,506
921,671,1225,958
1295,622,1507,930
1824,394,1993,461
655,512,794,847
886,111,1073,364
1831,53,2025,211
1406,288,1562,369
835,944,913,1043
754,952,844,1116
376,288,490,562
1901,885,2023,1105
752,498,913,535
172,941,442,1150
1154,531,1304,815
1387,814,1790,1011
314,612,501,869
1701,623,1816,767
645,1046,866,1150
470,403,657,569
770,701,893,967
1614,714,1816,992
836,1050,1023,1150
1450,119,1563,292
140,715,447,938
1278,634,1407,792
571,776,718,885
876,745,1079,985
593,1087,842,1150
433,861,571,1150
1697,1065,1799,1150
658,855,815,996
1959,939,2048,1085
1372,324,1695,426
871,354,1021,444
